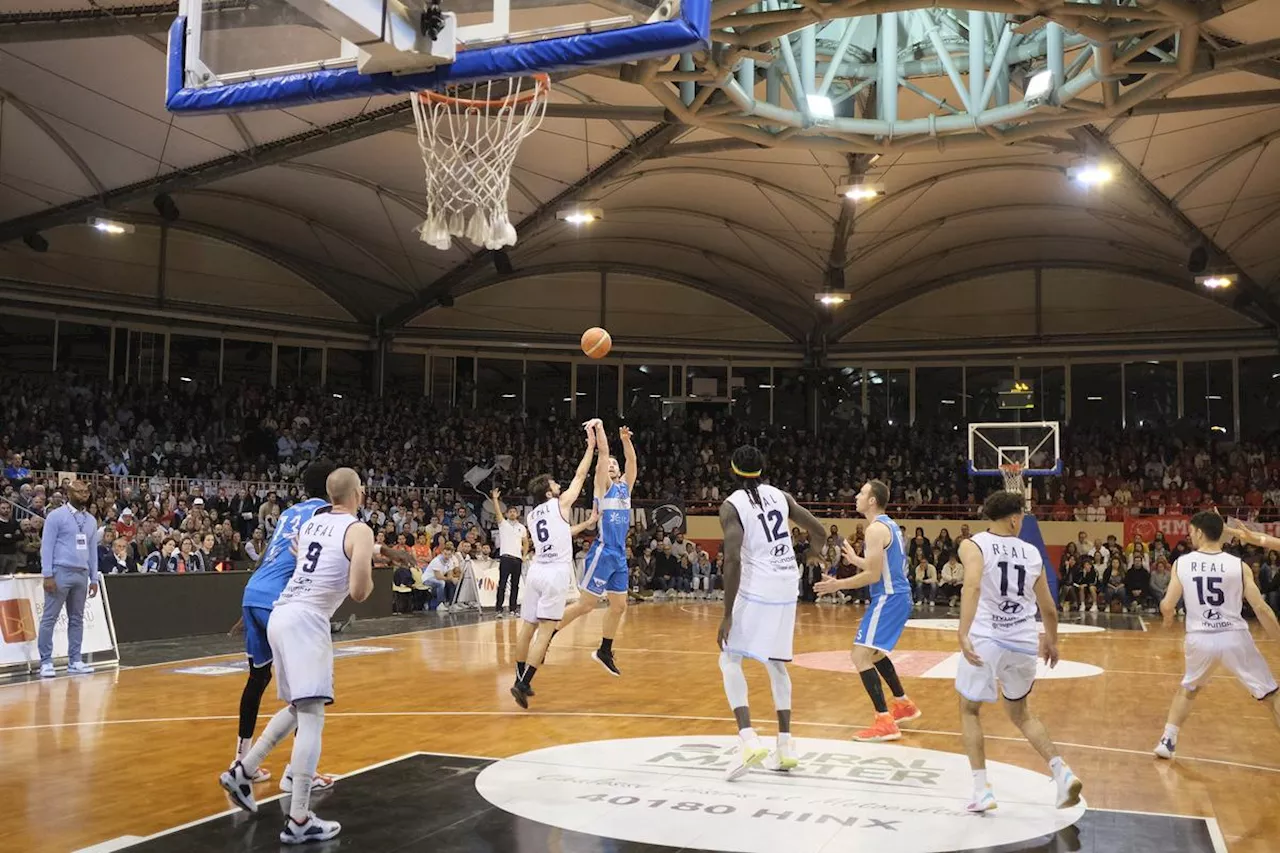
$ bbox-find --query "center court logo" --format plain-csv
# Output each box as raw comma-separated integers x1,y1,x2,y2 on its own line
474,736,1085,853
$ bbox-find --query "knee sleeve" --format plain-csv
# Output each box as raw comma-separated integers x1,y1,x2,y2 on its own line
239,665,273,739
719,651,749,710
763,659,792,711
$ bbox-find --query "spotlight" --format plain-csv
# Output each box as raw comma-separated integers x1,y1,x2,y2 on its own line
557,208,602,225
1024,68,1054,104
805,94,834,122
836,179,886,202
87,217,135,235
815,291,851,306
1197,273,1236,289
1068,163,1113,187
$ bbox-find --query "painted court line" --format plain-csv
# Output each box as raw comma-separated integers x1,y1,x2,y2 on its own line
7,709,1278,777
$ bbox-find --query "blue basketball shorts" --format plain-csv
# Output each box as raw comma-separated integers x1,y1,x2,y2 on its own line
243,605,274,668
580,542,629,596
854,593,913,653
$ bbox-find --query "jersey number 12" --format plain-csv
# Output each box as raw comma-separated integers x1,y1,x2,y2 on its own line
756,510,785,542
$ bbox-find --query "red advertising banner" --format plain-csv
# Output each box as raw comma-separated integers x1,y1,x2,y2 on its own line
1125,515,1280,548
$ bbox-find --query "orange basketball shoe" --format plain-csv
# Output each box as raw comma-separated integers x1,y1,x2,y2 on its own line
892,697,922,724
852,713,902,742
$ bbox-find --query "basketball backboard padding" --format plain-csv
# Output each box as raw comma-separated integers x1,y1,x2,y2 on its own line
165,0,709,114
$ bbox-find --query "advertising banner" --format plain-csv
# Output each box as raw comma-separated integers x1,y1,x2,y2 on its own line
0,574,116,668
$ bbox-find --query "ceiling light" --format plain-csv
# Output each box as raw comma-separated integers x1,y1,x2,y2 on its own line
563,396,572,402
815,291,851,306
557,207,602,225
501,393,516,398
332,393,343,399
1069,163,1113,187
867,153,882,165
1024,68,1054,103
649,393,662,398
1087,395,1103,401
1147,360,1159,365
759,384,774,389
179,376,193,383
1206,394,1223,400
1211,425,1227,433
1272,372,1280,379
806,94,835,122
837,180,886,202
1197,273,1236,289
88,217,135,235
576,391,587,396
941,399,956,405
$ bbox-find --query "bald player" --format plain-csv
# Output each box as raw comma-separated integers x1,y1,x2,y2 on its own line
220,469,410,844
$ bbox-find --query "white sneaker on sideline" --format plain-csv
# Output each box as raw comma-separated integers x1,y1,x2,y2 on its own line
67,661,94,675
280,813,341,845
39,662,56,678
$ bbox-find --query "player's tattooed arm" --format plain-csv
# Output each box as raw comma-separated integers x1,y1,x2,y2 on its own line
717,500,744,649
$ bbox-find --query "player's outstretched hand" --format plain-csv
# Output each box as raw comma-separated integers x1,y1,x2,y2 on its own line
1225,517,1263,546
1038,633,1059,669
619,426,633,443
717,616,732,649
959,635,984,666
382,547,416,568
813,577,842,596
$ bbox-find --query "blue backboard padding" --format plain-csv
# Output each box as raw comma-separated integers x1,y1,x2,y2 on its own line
166,0,709,113
1019,513,1059,603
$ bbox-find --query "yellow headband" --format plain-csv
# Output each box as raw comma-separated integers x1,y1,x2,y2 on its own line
732,463,762,478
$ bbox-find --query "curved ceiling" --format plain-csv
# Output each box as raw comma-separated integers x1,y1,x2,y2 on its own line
0,0,1278,351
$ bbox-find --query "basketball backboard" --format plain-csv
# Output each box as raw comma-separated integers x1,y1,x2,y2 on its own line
166,0,707,113
967,421,1062,478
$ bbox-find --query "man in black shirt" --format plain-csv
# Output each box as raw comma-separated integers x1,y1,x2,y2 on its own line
0,501,20,574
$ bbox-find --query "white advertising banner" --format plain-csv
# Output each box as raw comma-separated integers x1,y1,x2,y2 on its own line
0,574,117,668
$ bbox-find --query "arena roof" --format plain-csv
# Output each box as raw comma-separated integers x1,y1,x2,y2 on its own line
0,0,1278,356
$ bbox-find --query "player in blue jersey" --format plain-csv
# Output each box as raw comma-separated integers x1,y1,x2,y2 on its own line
554,419,637,677
229,459,412,792
815,479,922,742
231,460,337,789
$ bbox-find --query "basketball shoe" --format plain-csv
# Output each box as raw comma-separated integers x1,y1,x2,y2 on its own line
891,697,922,724
280,765,335,793
1154,736,1176,760
764,735,799,772
592,648,621,677
280,813,341,845
1054,766,1084,809
725,736,768,781
219,761,259,814
852,713,902,742
967,787,998,813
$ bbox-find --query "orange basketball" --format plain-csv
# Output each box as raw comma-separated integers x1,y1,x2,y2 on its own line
581,326,612,359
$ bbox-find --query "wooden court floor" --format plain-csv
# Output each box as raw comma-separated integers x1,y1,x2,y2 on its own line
3,602,1278,852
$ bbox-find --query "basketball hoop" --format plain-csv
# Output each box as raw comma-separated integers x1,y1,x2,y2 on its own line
411,74,550,251
1000,462,1031,510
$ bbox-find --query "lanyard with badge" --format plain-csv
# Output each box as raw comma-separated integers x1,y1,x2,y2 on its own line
72,510,93,553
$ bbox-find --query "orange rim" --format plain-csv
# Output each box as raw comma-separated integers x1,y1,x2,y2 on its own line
417,73,550,109
999,463,1024,474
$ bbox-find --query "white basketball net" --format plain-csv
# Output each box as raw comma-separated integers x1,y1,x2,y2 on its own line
1000,462,1031,510
411,75,549,251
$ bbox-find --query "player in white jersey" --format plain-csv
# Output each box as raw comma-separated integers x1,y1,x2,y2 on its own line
717,445,827,781
1153,513,1280,759
510,423,601,708
956,491,1083,813
220,468,411,844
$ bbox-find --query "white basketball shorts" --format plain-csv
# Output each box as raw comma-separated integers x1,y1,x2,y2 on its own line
955,636,1038,703
267,604,335,705
521,562,570,623
1183,630,1278,699
723,594,797,663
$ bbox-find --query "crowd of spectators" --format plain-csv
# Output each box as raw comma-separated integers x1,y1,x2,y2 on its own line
3,373,1280,617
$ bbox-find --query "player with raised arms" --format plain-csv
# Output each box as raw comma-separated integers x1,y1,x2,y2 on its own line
510,423,600,707
1154,514,1280,758
220,468,411,844
717,445,827,780
955,490,1083,812
814,480,921,742
554,419,637,676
